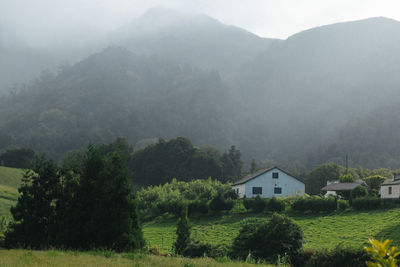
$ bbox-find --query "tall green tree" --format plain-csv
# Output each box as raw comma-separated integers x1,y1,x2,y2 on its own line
305,163,344,195
72,145,144,251
174,206,190,255
5,156,61,248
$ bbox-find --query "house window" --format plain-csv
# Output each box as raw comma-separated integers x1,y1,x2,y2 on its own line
272,172,279,178
274,187,282,194
236,188,239,194
252,187,262,195
389,187,392,195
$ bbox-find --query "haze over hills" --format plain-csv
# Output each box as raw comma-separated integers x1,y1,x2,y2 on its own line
1,8,400,169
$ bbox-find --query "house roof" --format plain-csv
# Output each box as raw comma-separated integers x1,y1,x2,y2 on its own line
321,180,365,191
382,179,400,186
231,166,303,186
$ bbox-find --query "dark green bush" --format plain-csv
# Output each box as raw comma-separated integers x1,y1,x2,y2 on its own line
157,199,186,216
183,241,228,258
291,196,337,213
351,186,368,199
209,193,234,213
188,200,208,215
302,246,370,267
231,213,304,262
242,195,266,213
266,197,285,212
183,240,212,257
351,197,381,210
337,199,349,210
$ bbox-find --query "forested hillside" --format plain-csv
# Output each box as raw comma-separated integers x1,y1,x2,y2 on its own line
1,10,400,170
0,47,239,160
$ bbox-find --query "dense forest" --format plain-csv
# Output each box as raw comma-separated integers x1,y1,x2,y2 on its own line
2,9,400,170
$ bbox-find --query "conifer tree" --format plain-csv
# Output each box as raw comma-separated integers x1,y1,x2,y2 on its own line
174,206,190,255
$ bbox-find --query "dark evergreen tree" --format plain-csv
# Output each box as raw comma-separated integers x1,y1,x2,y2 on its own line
5,156,60,248
72,145,144,251
0,148,36,168
174,206,190,255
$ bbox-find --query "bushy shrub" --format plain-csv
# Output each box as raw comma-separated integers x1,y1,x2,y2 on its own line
231,213,304,262
157,199,186,216
339,174,355,183
303,246,370,267
183,240,212,257
351,186,368,199
183,241,228,258
337,199,349,211
138,179,234,218
242,195,266,213
266,197,285,212
351,197,381,210
188,200,208,215
209,193,234,213
291,196,337,213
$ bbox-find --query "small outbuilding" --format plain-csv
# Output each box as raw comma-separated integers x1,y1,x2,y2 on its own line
231,167,305,198
321,180,367,199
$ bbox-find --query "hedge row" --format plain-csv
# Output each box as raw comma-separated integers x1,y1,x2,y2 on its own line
243,196,285,213
291,196,337,212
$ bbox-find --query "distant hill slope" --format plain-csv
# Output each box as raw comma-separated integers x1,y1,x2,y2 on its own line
103,7,277,78
234,17,400,166
0,47,240,160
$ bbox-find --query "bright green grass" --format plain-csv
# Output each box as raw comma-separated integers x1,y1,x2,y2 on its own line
143,209,400,253
0,167,23,218
0,166,24,189
0,249,274,267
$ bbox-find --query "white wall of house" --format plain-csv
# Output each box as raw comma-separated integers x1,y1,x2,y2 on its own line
380,185,400,199
232,184,246,198
235,168,304,198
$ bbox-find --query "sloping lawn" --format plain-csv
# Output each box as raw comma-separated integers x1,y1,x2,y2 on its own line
143,208,400,253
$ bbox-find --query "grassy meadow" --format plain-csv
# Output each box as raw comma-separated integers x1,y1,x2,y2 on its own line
0,249,274,267
143,208,400,254
0,167,23,218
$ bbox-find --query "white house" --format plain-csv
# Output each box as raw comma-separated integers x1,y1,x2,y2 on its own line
231,167,305,198
380,174,400,199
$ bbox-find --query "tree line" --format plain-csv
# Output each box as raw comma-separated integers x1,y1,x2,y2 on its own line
4,145,144,251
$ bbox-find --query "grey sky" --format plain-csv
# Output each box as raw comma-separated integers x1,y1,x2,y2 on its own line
1,0,400,47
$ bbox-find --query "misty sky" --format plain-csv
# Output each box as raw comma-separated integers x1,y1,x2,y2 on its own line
2,0,400,47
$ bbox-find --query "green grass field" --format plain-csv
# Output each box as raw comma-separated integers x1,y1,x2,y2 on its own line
0,167,23,218
0,249,274,267
143,208,400,253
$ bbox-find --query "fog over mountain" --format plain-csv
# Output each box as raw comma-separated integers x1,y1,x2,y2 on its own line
1,8,400,169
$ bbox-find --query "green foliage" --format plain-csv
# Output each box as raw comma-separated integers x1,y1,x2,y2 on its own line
351,185,368,199
137,178,233,218
209,193,234,213
339,174,355,183
304,246,370,267
0,148,36,169
130,137,243,186
364,239,400,267
188,200,208,215
243,196,267,213
266,197,285,213
5,156,60,249
291,196,337,213
337,199,350,210
231,213,304,262
351,197,382,210
305,163,344,195
174,206,190,255
364,175,387,193
5,144,144,251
